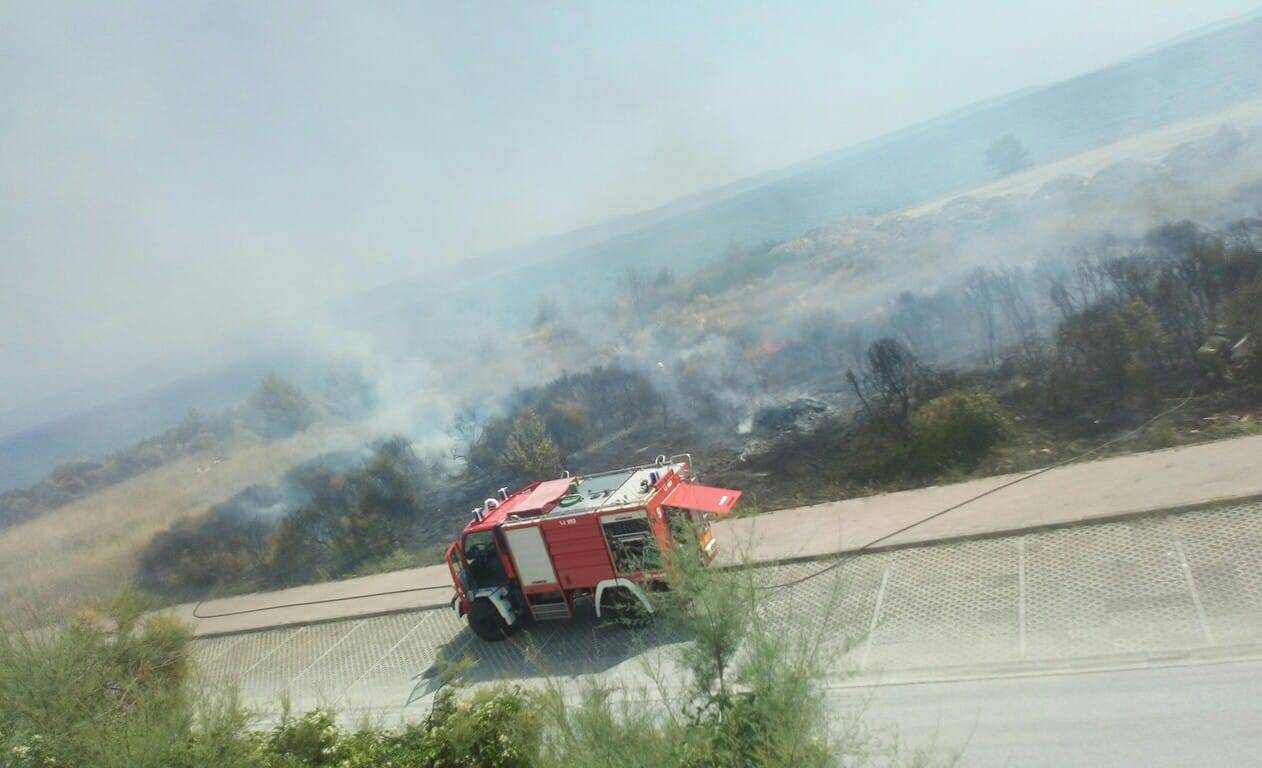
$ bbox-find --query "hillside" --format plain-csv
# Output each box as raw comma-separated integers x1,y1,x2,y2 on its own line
664,97,1262,340
8,88,1262,612
334,13,1262,337
0,421,371,617
6,12,1262,492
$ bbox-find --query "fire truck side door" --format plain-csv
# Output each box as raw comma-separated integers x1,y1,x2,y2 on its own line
503,525,558,587
446,542,472,614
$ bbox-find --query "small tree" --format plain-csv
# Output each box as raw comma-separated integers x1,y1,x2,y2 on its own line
502,408,561,479
890,291,934,354
846,337,932,437
336,437,426,570
539,528,840,768
1221,280,1262,381
243,374,316,438
623,267,652,325
993,267,1038,362
964,268,999,364
323,368,377,417
532,296,560,330
1055,298,1165,405
985,134,1031,177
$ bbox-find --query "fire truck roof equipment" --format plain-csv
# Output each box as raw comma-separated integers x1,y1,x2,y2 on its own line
662,483,742,516
464,478,567,532
512,478,573,515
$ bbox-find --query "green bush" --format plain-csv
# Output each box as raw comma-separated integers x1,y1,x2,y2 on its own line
412,686,541,768
1,594,545,768
253,687,540,768
262,709,340,764
1053,298,1165,407
537,530,839,768
0,592,250,768
1143,422,1179,450
3,546,951,768
909,391,1009,472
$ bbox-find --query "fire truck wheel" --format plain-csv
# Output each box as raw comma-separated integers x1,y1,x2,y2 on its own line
468,598,509,641
602,588,650,628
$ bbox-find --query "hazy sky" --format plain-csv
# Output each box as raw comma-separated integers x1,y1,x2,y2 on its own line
2,1,1259,416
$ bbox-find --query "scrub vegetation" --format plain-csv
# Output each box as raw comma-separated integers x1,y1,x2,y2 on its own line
30,216,1262,608
135,437,452,598
0,421,370,619
131,367,663,602
729,218,1262,508
0,375,323,531
7,120,1262,617
0,544,954,768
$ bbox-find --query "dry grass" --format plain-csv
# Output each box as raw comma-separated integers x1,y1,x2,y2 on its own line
901,95,1262,218
663,95,1262,335
0,421,372,617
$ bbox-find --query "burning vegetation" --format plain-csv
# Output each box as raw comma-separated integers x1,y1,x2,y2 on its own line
8,122,1262,608
129,209,1262,601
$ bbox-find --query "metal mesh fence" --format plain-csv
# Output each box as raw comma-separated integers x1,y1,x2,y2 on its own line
192,499,1262,724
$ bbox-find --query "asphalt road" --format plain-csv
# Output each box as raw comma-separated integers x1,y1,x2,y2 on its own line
195,498,1262,739
845,659,1262,767
193,497,1262,767
178,432,1262,763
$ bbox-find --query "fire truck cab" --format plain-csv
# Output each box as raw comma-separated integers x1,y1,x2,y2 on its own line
446,454,741,641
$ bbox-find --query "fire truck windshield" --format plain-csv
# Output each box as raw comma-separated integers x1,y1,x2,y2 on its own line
462,531,508,589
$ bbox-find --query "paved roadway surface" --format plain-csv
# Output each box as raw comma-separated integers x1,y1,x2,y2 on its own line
175,434,1262,636
180,437,1262,764
191,499,1262,752
840,658,1262,767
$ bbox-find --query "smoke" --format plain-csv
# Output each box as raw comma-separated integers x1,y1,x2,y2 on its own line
300,117,1262,467
9,6,1262,498
411,118,1262,452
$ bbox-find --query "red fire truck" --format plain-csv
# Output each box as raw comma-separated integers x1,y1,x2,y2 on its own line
446,454,741,640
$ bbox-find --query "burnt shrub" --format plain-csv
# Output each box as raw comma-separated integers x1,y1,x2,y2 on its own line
138,438,451,598
262,437,439,587
465,366,658,480
845,337,939,439
545,399,594,454
136,486,277,597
